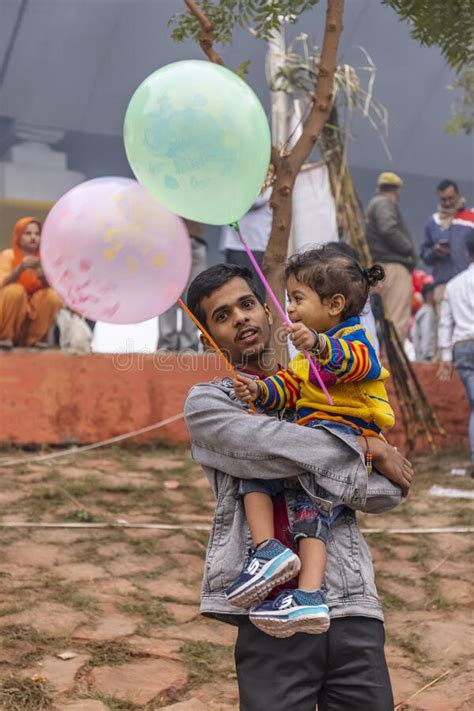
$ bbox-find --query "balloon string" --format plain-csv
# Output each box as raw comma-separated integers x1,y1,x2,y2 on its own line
177,298,256,413
230,222,333,406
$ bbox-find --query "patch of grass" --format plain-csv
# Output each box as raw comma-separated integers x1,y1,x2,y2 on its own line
53,582,98,612
64,476,100,497
422,575,458,611
88,640,135,667
62,509,99,523
0,624,55,648
119,595,174,630
94,480,140,495
80,690,141,710
0,676,54,710
450,507,474,525
369,532,397,560
180,640,233,685
378,587,405,610
390,630,426,664
0,603,26,617
128,537,160,556
184,486,213,514
0,624,69,667
408,548,428,564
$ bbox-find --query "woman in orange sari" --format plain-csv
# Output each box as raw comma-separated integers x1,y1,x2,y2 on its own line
0,217,62,349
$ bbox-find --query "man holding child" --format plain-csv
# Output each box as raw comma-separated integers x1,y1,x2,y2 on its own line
184,258,413,710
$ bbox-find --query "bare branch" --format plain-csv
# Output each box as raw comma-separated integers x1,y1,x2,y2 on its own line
184,0,225,65
289,0,344,171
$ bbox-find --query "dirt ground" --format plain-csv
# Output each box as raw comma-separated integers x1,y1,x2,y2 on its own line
0,443,472,711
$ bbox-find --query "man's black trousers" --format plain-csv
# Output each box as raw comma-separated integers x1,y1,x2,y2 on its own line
235,616,394,711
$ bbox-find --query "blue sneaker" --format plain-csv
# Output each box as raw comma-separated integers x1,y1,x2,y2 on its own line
225,539,300,609
249,588,330,637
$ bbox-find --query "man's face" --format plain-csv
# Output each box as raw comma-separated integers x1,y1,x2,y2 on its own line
438,185,458,210
201,277,273,366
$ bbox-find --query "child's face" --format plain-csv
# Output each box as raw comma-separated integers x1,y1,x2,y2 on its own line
286,275,345,333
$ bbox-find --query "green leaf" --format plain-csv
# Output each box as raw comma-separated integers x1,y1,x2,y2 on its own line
235,59,251,78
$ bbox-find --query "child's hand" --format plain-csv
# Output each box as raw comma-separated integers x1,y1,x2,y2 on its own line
287,322,317,351
234,375,259,403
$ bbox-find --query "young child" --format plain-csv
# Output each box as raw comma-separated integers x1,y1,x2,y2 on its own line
411,283,436,362
225,245,395,637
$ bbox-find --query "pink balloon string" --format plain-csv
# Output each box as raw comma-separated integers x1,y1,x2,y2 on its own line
230,222,333,406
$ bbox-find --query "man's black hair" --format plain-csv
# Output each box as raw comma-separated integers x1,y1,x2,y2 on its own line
186,263,264,330
437,179,459,193
421,283,435,300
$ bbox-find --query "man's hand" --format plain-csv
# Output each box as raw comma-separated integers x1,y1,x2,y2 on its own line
437,361,454,381
433,242,450,257
287,322,317,351
359,437,414,498
234,375,260,403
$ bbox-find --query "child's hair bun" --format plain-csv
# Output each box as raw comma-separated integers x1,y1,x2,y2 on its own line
364,264,385,286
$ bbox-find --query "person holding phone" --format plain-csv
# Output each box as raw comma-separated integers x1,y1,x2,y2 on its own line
421,180,474,351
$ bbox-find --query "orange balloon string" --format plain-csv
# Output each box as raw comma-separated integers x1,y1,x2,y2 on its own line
177,298,256,413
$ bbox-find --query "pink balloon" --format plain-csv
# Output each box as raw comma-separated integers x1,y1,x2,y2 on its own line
41,177,191,323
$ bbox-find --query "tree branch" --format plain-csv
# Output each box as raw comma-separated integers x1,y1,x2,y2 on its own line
270,145,281,170
184,0,225,65
263,0,345,365
289,0,344,171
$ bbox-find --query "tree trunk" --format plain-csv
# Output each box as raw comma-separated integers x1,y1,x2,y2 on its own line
185,0,345,364
267,26,289,148
322,107,372,266
263,0,345,365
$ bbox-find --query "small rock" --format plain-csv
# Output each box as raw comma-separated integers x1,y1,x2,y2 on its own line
73,613,139,642
90,658,188,705
164,479,181,489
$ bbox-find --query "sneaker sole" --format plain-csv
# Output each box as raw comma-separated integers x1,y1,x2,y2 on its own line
250,609,330,638
226,552,301,609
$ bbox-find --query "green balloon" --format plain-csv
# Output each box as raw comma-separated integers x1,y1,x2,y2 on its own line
124,60,271,225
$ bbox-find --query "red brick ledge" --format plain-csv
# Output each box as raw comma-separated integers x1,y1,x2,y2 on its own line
0,353,469,453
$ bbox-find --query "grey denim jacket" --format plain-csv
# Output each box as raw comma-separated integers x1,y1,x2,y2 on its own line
184,377,402,624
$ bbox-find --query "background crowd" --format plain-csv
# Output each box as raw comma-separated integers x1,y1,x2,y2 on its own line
0,175,473,466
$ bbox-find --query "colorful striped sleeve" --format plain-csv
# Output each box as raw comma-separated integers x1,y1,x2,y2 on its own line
316,327,382,383
257,368,301,411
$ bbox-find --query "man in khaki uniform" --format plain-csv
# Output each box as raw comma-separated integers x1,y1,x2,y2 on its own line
365,172,417,343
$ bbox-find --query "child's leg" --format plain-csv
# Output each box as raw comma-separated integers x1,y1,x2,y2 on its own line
244,492,275,547
225,480,300,609
249,494,331,636
298,537,327,592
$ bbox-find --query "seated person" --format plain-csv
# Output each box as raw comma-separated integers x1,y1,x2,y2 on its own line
0,217,62,349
